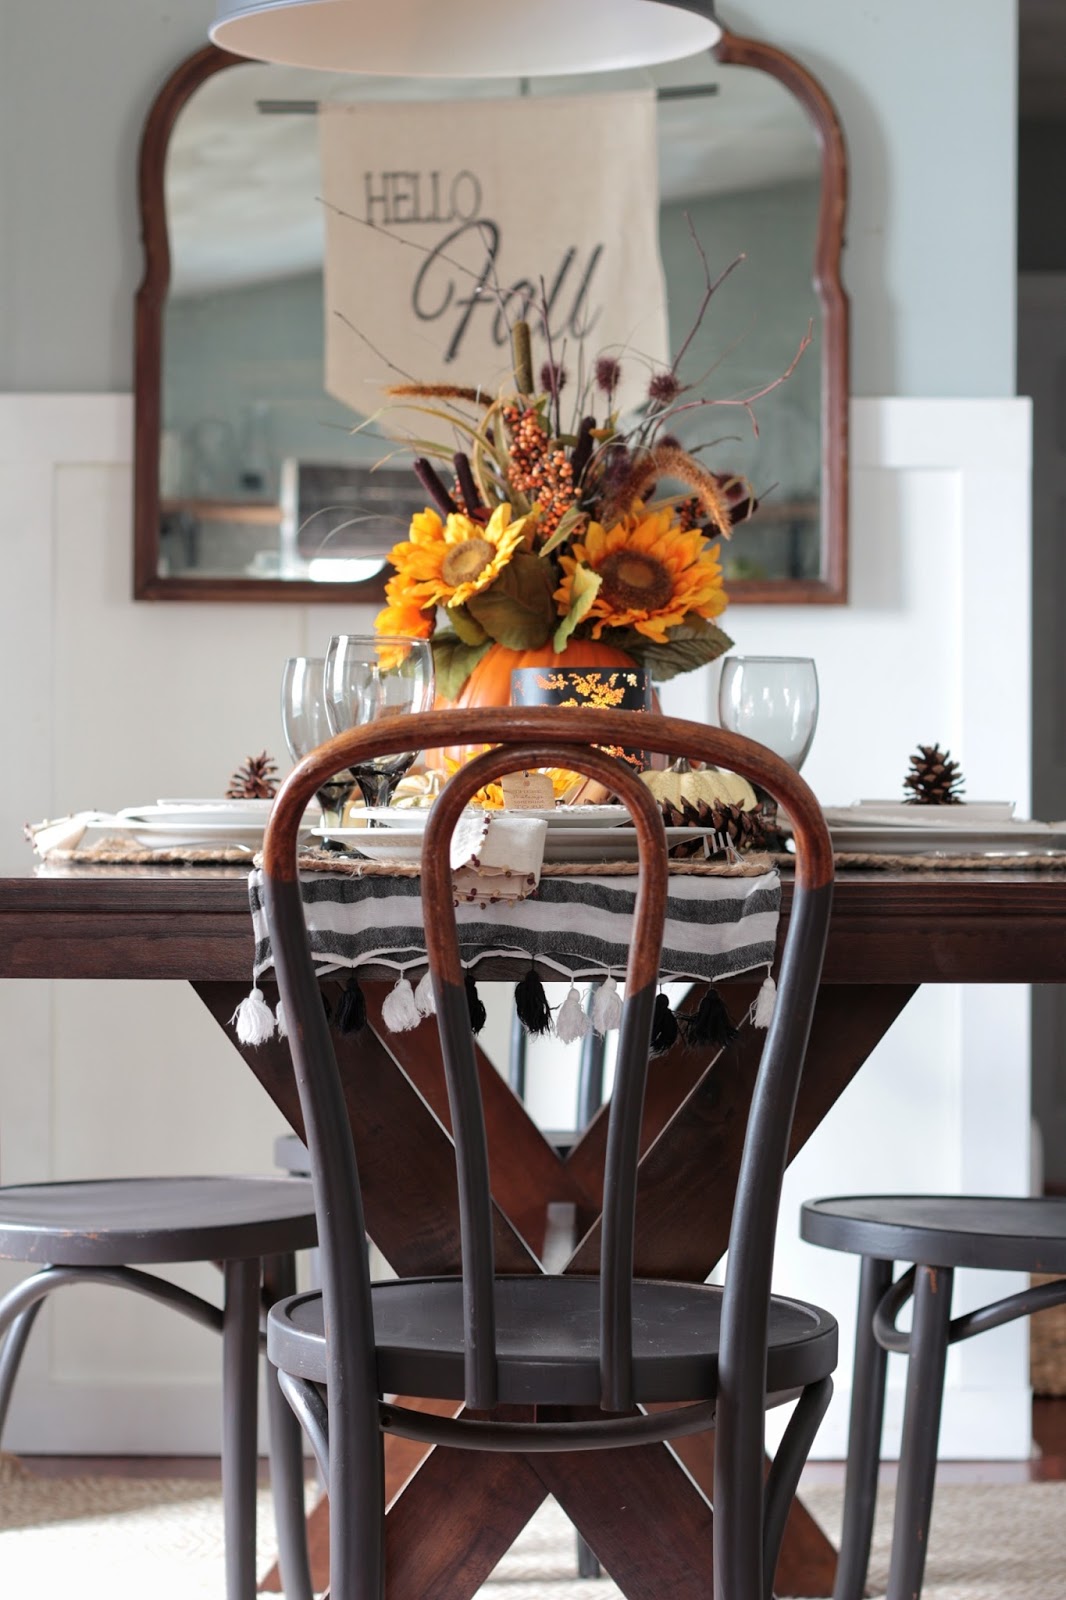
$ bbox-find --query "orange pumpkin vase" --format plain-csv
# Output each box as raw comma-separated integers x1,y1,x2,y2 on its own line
429,639,644,771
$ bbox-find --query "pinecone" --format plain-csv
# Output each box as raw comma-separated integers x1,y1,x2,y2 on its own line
903,744,965,805
659,797,766,852
226,751,279,800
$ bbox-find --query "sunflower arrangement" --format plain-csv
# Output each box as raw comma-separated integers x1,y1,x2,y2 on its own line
374,286,799,699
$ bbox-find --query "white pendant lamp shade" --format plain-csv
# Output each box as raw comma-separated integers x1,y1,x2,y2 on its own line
210,0,722,78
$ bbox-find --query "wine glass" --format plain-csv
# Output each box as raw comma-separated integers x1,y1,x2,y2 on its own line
280,656,352,830
718,656,819,769
718,656,819,832
323,635,435,811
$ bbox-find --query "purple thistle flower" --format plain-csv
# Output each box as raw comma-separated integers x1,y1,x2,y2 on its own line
647,370,682,406
594,356,622,395
539,361,567,399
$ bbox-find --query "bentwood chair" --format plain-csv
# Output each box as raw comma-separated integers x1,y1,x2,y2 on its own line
800,1195,1066,1600
0,1175,318,1600
262,706,837,1600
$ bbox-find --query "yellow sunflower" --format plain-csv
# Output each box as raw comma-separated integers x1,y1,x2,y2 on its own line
382,502,532,613
375,574,436,639
554,504,727,643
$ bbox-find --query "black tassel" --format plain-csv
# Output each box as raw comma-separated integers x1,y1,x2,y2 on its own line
514,968,553,1036
650,992,679,1056
465,971,487,1035
320,988,333,1024
682,987,738,1049
335,974,366,1035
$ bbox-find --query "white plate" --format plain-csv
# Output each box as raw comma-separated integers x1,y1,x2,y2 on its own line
830,801,1016,828
361,805,630,830
155,798,277,813
313,824,713,864
826,820,1066,856
114,803,314,850
132,801,277,828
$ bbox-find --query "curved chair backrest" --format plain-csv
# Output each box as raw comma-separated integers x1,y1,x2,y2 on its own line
262,706,833,1430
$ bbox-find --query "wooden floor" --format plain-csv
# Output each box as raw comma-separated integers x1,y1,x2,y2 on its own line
15,1398,1066,1484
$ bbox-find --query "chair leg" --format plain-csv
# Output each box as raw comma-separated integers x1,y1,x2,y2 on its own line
885,1263,954,1600
576,1533,602,1578
328,1382,386,1600
0,1295,47,1446
834,1256,895,1600
263,1254,314,1600
222,1257,262,1600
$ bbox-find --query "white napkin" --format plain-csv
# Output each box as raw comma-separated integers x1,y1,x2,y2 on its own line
448,812,548,905
25,812,112,855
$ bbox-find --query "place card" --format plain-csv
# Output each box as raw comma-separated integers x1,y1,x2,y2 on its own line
501,770,557,810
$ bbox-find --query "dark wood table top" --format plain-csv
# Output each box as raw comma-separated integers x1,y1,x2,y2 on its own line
2,861,1066,985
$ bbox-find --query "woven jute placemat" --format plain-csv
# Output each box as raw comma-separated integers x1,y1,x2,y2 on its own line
294,847,775,878
43,837,255,866
40,838,1066,874
823,850,1066,871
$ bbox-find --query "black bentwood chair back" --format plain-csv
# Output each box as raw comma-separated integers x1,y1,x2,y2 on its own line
262,706,837,1600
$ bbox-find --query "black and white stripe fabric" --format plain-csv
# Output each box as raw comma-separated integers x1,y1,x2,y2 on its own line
249,867,780,984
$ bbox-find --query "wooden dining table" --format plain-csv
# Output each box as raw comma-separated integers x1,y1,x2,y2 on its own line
2,859,1063,1598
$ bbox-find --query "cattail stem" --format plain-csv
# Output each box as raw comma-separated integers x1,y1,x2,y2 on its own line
570,416,597,485
413,457,457,518
511,320,534,396
453,452,483,513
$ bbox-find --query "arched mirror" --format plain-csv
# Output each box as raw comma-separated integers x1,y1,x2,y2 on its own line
133,26,847,604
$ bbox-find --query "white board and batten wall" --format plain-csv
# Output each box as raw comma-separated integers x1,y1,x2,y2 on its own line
0,391,1031,1457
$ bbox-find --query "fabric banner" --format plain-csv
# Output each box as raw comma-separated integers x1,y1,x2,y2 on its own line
319,91,669,422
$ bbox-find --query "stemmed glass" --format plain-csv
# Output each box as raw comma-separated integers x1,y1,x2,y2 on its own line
280,656,352,830
324,635,435,810
718,656,819,831
718,656,819,770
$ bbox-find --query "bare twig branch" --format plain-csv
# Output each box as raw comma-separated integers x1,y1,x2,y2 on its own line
655,321,814,439
670,226,746,378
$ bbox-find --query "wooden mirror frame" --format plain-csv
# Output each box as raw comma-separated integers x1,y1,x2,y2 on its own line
133,28,848,605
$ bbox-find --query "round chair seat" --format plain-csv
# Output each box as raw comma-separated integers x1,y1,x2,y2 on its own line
268,1275,837,1407
273,1134,310,1175
801,1195,1066,1274
0,1176,318,1266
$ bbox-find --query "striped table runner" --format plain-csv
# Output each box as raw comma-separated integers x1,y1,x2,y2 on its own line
249,866,780,985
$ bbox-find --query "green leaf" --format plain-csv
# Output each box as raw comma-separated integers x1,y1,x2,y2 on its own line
610,618,734,682
465,553,556,651
538,505,587,558
552,564,602,653
430,633,493,700
445,604,488,647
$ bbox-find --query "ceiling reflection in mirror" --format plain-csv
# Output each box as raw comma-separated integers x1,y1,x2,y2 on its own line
158,52,825,592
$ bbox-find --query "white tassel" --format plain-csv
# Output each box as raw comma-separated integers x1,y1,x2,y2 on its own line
556,984,591,1044
230,986,276,1046
591,975,623,1034
753,973,777,1029
275,997,288,1039
414,969,437,1017
382,976,421,1032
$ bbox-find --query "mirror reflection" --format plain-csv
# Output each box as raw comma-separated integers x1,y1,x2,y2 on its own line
158,54,823,590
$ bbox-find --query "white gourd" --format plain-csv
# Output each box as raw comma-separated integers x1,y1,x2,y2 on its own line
640,758,757,813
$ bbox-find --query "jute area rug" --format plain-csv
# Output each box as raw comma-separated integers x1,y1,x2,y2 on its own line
0,1451,1061,1598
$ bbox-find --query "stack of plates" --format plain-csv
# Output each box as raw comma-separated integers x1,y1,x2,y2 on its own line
816,801,1066,857
314,805,714,865
115,799,311,850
